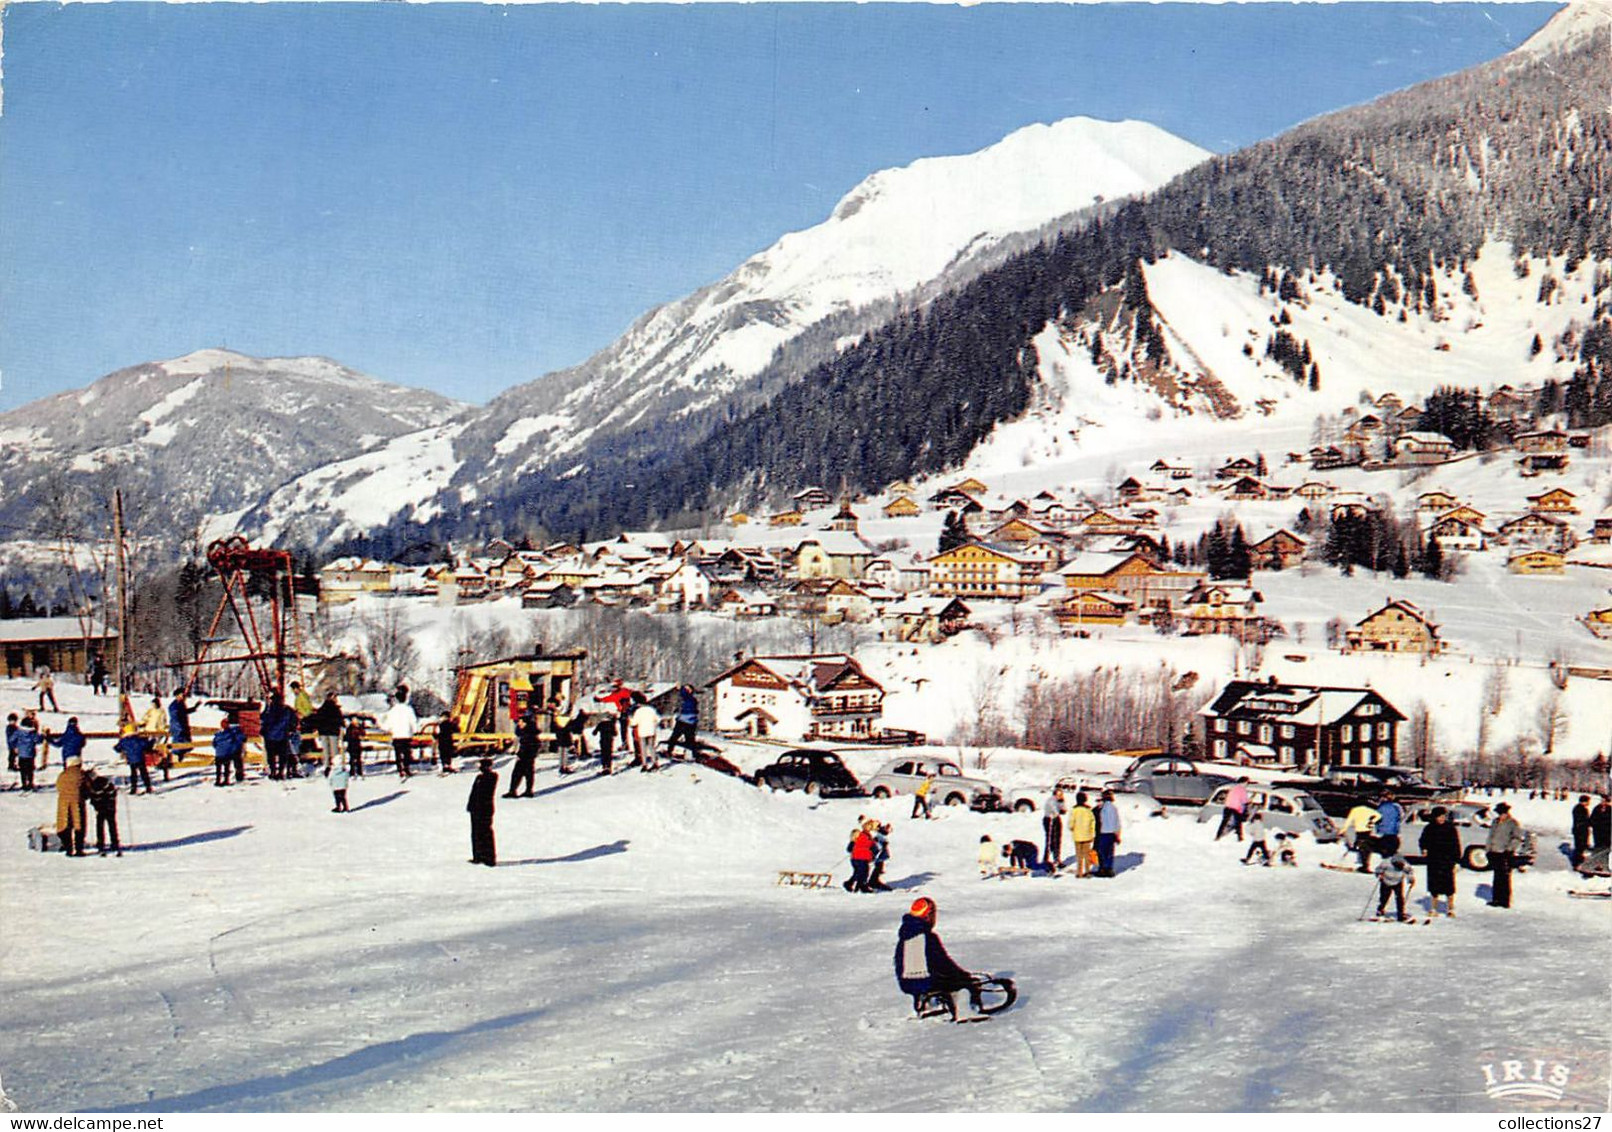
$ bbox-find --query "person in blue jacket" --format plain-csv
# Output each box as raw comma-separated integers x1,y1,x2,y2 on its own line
894,897,983,1015
259,690,299,780
115,725,154,794
48,717,87,766
1094,789,1123,877
1375,792,1404,859
13,715,43,791
213,714,247,786
168,691,194,753
664,684,701,760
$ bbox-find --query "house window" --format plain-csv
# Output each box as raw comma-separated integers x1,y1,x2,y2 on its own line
1259,724,1273,744
1378,746,1391,763
1237,721,1252,736
1280,724,1294,739
1214,719,1227,734
1377,722,1390,740
1342,724,1353,742
1212,739,1227,759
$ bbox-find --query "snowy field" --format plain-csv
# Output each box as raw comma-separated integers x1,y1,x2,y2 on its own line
1,686,1607,1113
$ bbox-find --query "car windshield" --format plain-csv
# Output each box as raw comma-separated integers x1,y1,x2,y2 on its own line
820,754,844,768
938,764,962,777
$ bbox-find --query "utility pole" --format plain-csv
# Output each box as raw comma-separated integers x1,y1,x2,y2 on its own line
112,488,132,721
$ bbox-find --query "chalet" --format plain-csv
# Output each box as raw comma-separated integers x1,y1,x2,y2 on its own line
1200,679,1405,770
1345,599,1441,655
1182,583,1265,638
1163,485,1195,503
713,587,777,619
437,564,489,606
1395,404,1424,429
1329,494,1379,521
1077,509,1142,534
1150,458,1194,480
1344,414,1386,448
1439,504,1488,528
1593,506,1612,545
1583,607,1612,640
1515,429,1569,475
0,618,120,680
1054,589,1135,628
1215,456,1260,481
1059,552,1204,612
1507,549,1566,575
949,477,989,496
1428,514,1486,552
1247,529,1307,571
1487,385,1534,421
822,580,882,623
1221,476,1268,501
1526,487,1579,514
769,510,806,527
928,542,1041,600
987,516,1047,544
881,495,921,520
656,561,712,609
707,653,885,741
1310,445,1352,470
1116,476,1150,502
520,581,578,609
881,596,971,643
928,489,985,514
1416,490,1461,514
793,487,834,511
1030,498,1078,526
713,547,782,584
1498,511,1576,552
828,501,861,533
318,557,395,604
727,512,751,526
988,499,1033,523
1294,481,1335,501
1373,392,1404,414
792,533,874,580
887,480,917,496
1392,431,1456,465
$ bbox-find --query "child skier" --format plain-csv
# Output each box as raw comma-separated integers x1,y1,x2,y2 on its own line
1242,810,1272,866
1373,854,1417,922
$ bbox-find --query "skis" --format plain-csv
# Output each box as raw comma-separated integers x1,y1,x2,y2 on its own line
1319,862,1366,872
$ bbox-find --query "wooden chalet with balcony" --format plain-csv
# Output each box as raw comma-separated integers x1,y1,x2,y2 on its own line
1200,679,1405,770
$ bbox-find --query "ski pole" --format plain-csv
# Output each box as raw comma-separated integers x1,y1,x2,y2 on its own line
1356,881,1378,922
122,786,134,852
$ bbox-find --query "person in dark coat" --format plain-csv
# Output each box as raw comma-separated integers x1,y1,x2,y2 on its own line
467,757,499,866
1486,802,1526,909
1418,805,1461,917
310,692,345,774
1571,795,1593,867
213,714,247,785
259,691,298,780
85,769,121,856
593,712,617,775
168,692,194,753
1591,796,1612,854
435,715,458,774
664,685,701,760
894,897,983,1015
344,717,367,777
87,654,108,696
115,725,154,794
48,717,87,768
6,711,18,776
505,709,539,797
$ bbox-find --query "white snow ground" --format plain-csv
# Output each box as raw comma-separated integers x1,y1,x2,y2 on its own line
1,681,1607,1113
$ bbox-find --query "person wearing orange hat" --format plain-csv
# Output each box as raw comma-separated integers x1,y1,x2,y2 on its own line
114,723,154,795
894,897,983,1016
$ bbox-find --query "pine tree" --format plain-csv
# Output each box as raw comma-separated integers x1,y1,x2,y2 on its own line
938,510,969,554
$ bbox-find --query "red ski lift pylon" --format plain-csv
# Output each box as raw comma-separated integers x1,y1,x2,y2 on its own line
179,536,307,700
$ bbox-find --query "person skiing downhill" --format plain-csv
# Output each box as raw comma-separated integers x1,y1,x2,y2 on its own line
894,897,985,1017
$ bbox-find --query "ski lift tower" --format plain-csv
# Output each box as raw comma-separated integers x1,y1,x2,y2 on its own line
182,536,307,700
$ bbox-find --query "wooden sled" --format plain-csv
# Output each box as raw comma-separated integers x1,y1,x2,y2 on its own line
775,870,834,890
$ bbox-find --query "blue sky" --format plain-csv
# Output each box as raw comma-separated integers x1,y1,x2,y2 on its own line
0,2,1560,410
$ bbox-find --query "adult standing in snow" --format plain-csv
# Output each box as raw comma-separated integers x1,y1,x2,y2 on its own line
5,712,18,780
87,654,108,696
592,711,617,775
631,695,661,772
1094,790,1122,878
310,692,344,774
467,757,499,866
290,681,315,765
1419,806,1461,917
435,713,458,774
139,697,171,781
259,691,298,780
664,685,701,761
13,715,42,791
115,724,154,795
506,708,540,797
1215,777,1250,842
84,768,120,856
48,717,87,770
168,691,194,760
1042,787,1067,873
55,755,87,857
34,668,60,713
1591,796,1612,855
549,699,576,774
1375,792,1404,860
894,897,985,1018
384,690,418,779
601,679,635,748
1570,795,1593,868
1373,854,1416,922
1069,791,1097,878
1342,801,1380,872
1486,802,1526,909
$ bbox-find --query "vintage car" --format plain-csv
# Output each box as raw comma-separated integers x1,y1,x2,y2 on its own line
1196,783,1341,842
863,756,1003,811
752,749,863,797
1107,755,1236,806
1273,764,1458,818
1399,801,1538,871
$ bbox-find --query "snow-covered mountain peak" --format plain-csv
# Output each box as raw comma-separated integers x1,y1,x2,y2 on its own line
1516,1,1609,57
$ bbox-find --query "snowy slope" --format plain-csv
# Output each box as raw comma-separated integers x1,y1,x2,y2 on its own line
0,677,1605,1113
238,118,1210,544
0,349,465,545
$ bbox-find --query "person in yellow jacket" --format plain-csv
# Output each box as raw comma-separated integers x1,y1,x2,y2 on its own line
138,696,173,781
1342,803,1380,872
911,773,936,820
55,756,87,857
1068,790,1098,878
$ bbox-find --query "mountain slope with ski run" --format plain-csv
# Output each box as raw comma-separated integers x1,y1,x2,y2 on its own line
239,118,1210,546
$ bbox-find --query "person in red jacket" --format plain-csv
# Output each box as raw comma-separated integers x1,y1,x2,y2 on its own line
844,819,877,893
600,679,635,749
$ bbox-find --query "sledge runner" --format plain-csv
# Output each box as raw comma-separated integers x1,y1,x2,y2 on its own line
1372,854,1416,922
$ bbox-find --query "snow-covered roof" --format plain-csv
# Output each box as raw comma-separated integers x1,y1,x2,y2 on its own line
0,617,118,643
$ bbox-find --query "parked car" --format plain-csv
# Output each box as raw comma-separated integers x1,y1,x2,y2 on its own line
1400,801,1537,871
752,749,863,797
1007,775,1108,813
863,756,1002,811
1108,756,1235,806
1196,784,1340,842
1273,764,1458,818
